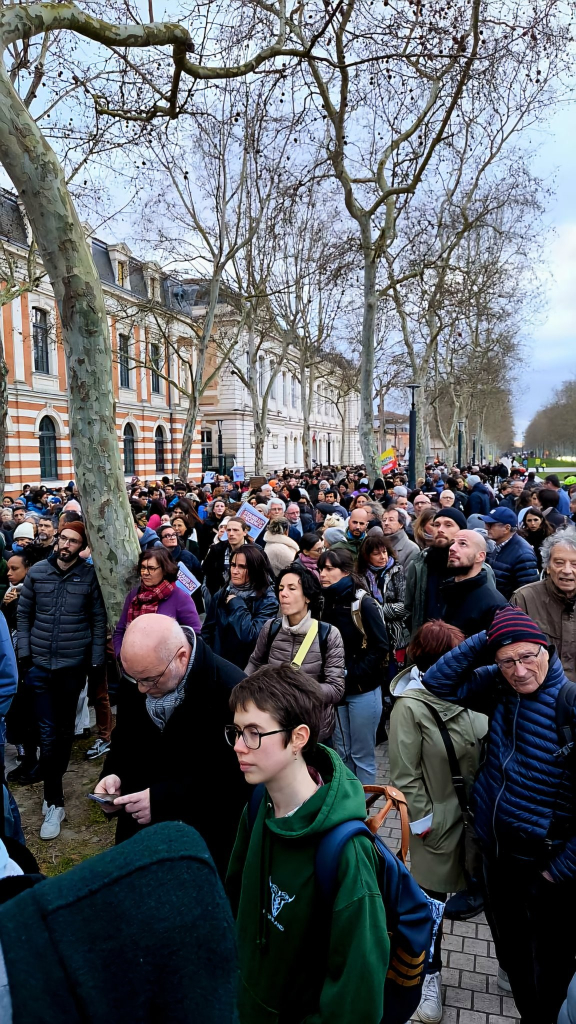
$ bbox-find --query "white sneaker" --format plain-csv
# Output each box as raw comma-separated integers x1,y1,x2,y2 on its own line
40,805,65,840
415,972,443,1023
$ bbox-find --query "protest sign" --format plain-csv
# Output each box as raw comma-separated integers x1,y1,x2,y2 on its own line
176,562,201,597
237,502,268,540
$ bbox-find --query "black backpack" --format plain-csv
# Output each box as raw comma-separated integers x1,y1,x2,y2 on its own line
555,680,576,759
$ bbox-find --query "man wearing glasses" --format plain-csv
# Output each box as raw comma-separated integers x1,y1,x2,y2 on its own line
423,606,576,1024
17,521,107,840
95,614,247,878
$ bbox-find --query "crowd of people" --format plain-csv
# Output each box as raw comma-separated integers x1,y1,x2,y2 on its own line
0,461,575,1023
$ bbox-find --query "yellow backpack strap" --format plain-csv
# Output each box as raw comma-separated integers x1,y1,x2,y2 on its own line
292,620,319,668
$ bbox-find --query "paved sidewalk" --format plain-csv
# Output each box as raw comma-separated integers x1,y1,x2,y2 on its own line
375,742,520,1024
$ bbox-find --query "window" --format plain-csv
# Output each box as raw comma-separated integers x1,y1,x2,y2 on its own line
270,360,276,400
282,372,287,405
117,261,127,287
150,342,161,394
245,351,251,384
258,356,265,397
291,376,297,408
201,428,213,469
284,437,289,463
118,333,130,389
155,426,165,472
39,416,57,479
293,437,298,463
123,423,135,475
33,308,49,374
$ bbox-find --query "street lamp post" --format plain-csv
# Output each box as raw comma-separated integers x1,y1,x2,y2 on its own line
457,421,464,469
407,384,422,490
217,418,223,474
472,434,477,466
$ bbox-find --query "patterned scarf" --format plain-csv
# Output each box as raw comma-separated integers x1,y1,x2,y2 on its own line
146,629,197,730
127,579,175,623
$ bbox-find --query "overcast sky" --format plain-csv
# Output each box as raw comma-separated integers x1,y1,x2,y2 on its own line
517,103,576,443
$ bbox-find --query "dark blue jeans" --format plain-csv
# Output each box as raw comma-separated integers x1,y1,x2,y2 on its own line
25,666,87,807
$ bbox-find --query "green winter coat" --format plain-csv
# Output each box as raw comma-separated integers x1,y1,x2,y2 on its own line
226,744,389,1024
388,667,488,892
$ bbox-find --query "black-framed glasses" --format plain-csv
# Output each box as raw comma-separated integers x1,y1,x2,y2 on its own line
224,724,289,750
140,564,162,575
119,647,184,688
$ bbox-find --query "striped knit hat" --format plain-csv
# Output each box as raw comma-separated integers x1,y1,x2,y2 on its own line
487,607,548,654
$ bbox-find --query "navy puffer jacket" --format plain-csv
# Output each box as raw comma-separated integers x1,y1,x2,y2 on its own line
466,482,491,516
486,531,539,599
423,632,576,882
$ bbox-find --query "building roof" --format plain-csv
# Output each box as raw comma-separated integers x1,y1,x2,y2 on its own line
0,188,205,316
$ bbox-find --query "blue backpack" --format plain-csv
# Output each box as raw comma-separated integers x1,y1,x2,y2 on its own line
248,783,434,1024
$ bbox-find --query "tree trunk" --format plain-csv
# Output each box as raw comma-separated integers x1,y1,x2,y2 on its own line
178,392,200,482
359,242,379,480
178,272,222,481
0,67,139,624
301,357,313,470
253,421,265,475
413,381,429,483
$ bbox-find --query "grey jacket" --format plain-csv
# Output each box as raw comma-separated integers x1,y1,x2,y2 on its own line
17,554,107,669
387,528,419,571
246,613,345,738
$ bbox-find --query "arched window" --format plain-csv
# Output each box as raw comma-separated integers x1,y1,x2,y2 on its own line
155,426,165,473
39,416,58,479
123,423,135,475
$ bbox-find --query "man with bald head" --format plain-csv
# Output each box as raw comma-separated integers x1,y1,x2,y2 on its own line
95,615,247,876
441,529,507,636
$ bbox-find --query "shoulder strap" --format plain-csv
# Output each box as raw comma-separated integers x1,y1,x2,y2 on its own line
318,621,331,663
315,820,374,902
292,620,319,667
247,783,266,833
351,589,367,639
427,705,468,813
264,618,282,660
555,680,576,757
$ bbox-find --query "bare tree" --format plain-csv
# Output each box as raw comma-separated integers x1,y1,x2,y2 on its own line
0,1,334,618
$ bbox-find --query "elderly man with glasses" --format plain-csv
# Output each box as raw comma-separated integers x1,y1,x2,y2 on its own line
423,606,576,1024
96,615,247,878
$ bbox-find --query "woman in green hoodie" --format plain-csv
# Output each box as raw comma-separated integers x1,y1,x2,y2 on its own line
226,663,389,1024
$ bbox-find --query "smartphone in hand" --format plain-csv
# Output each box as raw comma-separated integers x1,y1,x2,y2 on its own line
87,792,117,806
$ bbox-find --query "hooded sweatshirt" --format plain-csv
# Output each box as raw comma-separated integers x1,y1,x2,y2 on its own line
226,745,389,1024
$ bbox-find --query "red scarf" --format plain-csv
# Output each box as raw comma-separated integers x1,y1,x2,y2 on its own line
127,579,176,623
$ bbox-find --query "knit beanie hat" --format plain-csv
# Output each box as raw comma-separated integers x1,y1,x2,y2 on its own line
13,523,35,540
434,507,467,530
467,475,480,487
372,478,385,490
58,520,86,542
487,607,548,654
324,528,346,546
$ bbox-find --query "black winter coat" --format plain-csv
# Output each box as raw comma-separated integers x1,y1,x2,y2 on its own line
102,632,247,878
201,586,279,667
486,532,539,600
17,554,107,669
198,517,228,558
439,569,508,637
320,577,389,696
202,541,235,596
